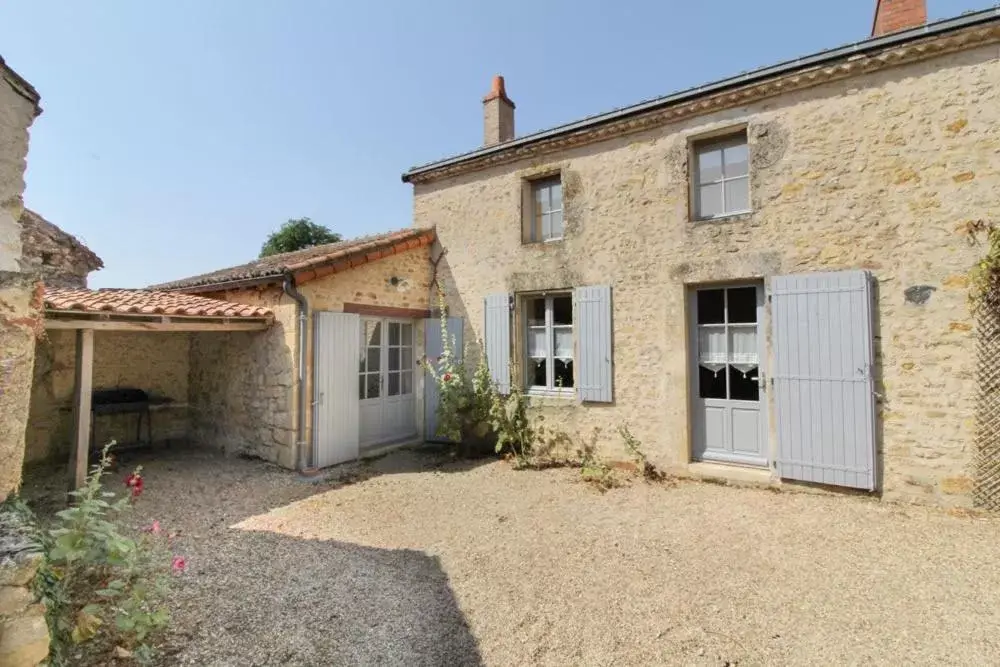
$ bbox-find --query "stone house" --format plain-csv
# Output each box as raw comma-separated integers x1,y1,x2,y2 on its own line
18,209,103,289
401,1,1000,508
153,228,436,470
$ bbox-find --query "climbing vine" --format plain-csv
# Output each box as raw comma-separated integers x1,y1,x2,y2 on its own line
966,219,1000,312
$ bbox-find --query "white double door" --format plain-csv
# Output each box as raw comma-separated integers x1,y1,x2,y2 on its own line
358,317,417,447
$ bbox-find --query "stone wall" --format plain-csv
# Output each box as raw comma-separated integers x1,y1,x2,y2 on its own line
0,504,47,667
18,209,102,288
188,288,297,468
413,45,1000,507
0,59,41,502
25,330,191,464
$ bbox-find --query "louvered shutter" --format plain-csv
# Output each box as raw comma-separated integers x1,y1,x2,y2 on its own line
575,285,613,403
483,293,512,393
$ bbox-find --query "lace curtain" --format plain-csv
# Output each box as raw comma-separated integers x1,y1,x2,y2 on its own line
698,326,758,376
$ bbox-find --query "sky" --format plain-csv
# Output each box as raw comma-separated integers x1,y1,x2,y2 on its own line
0,0,992,288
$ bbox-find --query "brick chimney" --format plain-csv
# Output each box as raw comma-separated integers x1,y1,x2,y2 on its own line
872,0,927,37
483,75,515,146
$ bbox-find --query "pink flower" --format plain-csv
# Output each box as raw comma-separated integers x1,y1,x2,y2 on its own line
171,556,187,574
141,520,161,535
443,373,452,382
124,472,143,498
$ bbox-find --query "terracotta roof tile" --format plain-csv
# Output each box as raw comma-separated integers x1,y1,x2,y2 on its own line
152,227,435,291
44,288,272,319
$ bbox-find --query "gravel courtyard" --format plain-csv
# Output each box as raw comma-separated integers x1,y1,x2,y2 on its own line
120,446,1000,666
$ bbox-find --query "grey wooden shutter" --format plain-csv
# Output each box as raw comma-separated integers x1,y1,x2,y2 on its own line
423,317,463,442
313,312,360,468
771,270,877,490
575,285,613,403
484,293,511,393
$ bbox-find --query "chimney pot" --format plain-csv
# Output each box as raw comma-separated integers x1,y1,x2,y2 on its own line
483,74,515,146
871,0,927,37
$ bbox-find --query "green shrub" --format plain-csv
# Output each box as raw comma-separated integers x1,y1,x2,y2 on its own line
40,444,178,665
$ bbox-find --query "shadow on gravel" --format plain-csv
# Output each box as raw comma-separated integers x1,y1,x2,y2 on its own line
165,531,483,666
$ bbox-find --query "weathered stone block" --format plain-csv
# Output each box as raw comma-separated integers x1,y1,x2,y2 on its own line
0,613,49,667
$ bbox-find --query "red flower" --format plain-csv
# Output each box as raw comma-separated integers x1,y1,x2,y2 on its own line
171,556,187,574
124,472,143,498
443,373,452,382
141,520,161,535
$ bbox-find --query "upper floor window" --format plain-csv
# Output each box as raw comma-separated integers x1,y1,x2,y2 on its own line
525,176,563,243
692,132,749,220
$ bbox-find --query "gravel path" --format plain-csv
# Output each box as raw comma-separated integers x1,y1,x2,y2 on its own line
121,446,1000,666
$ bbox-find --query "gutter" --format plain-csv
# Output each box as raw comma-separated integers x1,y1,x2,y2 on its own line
282,272,312,471
401,6,1000,182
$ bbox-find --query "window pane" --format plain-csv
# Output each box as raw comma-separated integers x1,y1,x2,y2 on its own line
549,210,563,239
550,182,562,210
553,296,572,325
366,348,380,372
366,373,380,399
401,323,413,346
388,322,400,346
698,326,727,367
698,182,724,218
727,287,757,323
388,372,400,397
528,298,546,326
697,147,723,184
723,142,749,178
388,347,400,372
365,320,381,346
528,327,547,358
541,212,552,240
554,358,574,388
401,348,413,369
401,370,413,395
725,176,749,213
729,327,758,366
358,375,366,399
535,183,550,214
698,365,727,399
529,358,547,387
728,366,759,401
697,290,725,324
554,327,573,358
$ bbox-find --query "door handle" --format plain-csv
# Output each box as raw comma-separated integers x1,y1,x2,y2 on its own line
313,392,324,406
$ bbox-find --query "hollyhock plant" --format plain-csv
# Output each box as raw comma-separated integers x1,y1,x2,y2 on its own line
124,471,143,498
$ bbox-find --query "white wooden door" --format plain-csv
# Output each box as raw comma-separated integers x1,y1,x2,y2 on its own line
690,284,767,466
313,312,360,468
359,318,417,447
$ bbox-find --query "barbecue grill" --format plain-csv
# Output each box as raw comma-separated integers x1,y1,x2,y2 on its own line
90,388,172,450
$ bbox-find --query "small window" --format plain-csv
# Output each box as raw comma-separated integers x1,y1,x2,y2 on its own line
692,132,749,220
524,176,563,243
524,293,573,392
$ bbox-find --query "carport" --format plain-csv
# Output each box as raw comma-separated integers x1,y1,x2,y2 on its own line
38,288,273,488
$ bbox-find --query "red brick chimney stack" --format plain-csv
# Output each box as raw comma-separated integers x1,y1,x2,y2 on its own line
872,0,927,37
483,75,515,146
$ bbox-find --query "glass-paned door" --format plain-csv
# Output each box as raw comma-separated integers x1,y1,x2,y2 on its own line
359,318,417,447
690,285,767,466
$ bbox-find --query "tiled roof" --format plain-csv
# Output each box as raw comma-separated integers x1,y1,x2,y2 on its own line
44,288,272,319
152,227,435,291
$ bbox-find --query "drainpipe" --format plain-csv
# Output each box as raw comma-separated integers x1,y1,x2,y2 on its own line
282,272,311,471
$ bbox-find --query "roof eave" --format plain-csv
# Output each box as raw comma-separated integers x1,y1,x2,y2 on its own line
401,7,1000,184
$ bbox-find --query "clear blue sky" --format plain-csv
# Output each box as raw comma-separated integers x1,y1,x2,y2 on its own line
1,0,991,287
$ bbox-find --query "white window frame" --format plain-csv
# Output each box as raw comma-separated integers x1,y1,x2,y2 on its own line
523,293,574,396
526,176,564,243
692,132,750,221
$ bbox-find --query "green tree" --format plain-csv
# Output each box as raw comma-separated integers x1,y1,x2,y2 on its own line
259,218,342,257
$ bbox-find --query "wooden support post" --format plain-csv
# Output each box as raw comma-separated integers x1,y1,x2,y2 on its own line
70,329,94,490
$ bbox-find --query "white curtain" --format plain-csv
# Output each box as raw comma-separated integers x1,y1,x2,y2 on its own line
698,327,727,375
729,327,758,376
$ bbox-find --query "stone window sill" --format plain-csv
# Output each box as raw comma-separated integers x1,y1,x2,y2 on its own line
690,211,754,225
